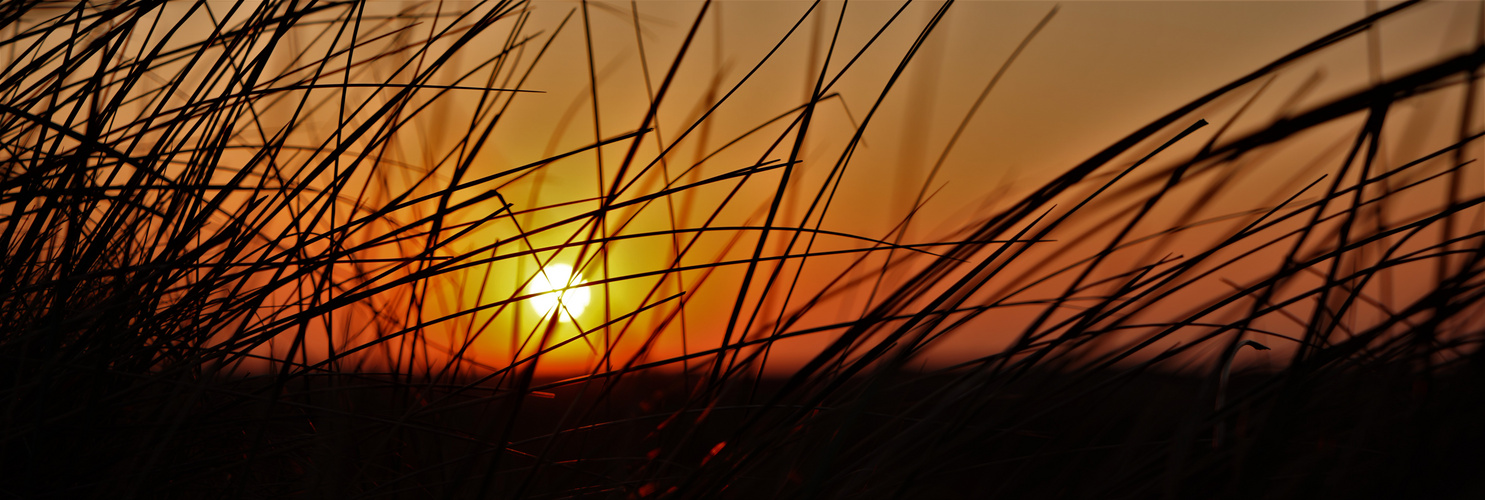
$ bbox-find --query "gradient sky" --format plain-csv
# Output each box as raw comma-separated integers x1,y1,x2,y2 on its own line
126,1,1480,374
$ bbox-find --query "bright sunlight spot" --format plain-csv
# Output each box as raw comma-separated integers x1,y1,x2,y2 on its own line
528,263,589,322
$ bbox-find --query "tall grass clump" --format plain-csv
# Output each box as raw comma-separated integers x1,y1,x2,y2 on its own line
3,0,1484,498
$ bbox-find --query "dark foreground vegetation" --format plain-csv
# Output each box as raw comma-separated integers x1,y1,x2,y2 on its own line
11,370,1485,499
3,0,1484,498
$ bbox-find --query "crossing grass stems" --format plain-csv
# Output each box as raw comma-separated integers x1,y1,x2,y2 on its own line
1,0,1484,498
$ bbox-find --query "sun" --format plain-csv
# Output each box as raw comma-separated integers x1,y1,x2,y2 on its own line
528,263,590,322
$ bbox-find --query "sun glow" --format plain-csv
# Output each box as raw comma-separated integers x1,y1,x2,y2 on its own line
528,263,589,322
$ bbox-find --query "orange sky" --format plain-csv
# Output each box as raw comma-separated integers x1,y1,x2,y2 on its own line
154,1,1484,377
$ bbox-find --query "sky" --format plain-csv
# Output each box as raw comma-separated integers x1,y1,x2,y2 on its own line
88,1,1482,375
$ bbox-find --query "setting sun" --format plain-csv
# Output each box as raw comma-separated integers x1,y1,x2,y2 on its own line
528,263,589,322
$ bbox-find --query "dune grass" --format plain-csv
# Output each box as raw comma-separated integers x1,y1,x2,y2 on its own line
2,0,1484,498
